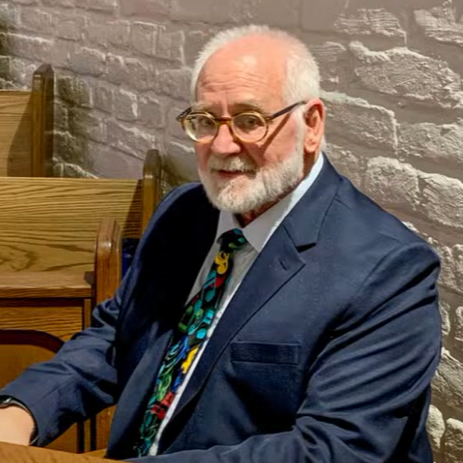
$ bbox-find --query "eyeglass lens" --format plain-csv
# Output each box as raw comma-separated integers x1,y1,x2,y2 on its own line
184,112,267,142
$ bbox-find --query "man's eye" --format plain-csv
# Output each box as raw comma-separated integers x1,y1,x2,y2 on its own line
193,116,215,130
234,115,263,132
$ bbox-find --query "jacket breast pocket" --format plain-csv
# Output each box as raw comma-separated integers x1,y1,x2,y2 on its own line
230,341,300,365
228,342,303,429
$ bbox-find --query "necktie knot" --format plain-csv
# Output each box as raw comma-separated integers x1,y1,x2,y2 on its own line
220,228,247,253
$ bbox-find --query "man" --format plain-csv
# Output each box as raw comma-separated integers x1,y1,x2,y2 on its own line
0,25,441,462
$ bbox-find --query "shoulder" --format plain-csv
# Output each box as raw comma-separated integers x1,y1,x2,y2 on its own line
331,174,435,254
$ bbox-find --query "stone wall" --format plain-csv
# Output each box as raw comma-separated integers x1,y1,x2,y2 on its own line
0,0,462,460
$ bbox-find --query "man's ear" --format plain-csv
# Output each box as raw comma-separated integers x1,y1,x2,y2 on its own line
303,99,325,154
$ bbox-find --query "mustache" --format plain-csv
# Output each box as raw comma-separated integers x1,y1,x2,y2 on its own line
208,155,258,172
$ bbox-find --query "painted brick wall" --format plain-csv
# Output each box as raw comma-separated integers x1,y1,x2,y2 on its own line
0,0,462,460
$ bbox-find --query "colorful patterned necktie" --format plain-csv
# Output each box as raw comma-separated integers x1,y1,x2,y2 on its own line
135,228,247,456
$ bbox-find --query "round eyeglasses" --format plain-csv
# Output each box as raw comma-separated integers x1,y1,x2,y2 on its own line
176,101,306,143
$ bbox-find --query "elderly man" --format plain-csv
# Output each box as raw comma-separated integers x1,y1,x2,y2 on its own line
0,25,440,463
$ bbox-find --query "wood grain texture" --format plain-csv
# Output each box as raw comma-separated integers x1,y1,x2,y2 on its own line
0,304,83,339
142,149,158,233
0,177,142,274
0,441,115,462
0,272,91,298
31,64,54,177
94,219,121,304
0,64,54,178
0,93,32,177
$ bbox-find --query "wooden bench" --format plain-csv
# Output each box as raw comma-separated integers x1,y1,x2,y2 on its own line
0,149,163,453
0,64,54,177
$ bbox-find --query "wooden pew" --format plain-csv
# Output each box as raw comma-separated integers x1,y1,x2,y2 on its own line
0,441,116,463
0,64,54,177
0,150,162,453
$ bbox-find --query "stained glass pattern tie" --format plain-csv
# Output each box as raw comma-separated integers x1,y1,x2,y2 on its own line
135,228,247,456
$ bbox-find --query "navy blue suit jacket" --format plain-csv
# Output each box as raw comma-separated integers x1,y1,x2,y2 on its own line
1,159,441,462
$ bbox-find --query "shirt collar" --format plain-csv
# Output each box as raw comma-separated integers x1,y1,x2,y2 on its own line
215,153,325,252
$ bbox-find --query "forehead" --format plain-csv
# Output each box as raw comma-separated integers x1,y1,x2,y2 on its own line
196,37,287,110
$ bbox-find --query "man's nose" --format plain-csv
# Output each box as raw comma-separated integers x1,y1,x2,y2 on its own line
210,123,241,156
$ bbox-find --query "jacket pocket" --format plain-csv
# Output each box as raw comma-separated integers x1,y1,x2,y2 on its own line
230,341,300,365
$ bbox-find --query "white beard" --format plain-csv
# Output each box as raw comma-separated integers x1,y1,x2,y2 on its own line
198,134,305,214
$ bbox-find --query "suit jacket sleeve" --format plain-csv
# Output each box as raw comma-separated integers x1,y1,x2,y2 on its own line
128,241,441,463
0,277,124,445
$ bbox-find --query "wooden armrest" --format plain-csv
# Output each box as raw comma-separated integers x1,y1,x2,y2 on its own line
141,149,161,234
85,448,107,458
0,271,92,298
94,218,122,305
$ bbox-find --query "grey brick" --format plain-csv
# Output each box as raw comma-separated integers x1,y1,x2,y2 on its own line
334,8,406,42
131,22,158,56
139,94,164,129
184,29,213,66
77,0,117,13
106,119,155,157
421,173,463,230
432,349,463,409
115,88,138,122
324,91,398,151
415,5,463,48
310,42,349,89
120,0,171,18
231,0,302,28
0,3,19,24
9,33,53,61
399,122,463,169
302,0,351,32
364,157,420,212
91,143,144,179
170,0,233,23
86,20,131,49
326,143,364,189
53,12,85,41
444,419,463,463
427,405,445,454
19,7,53,32
106,54,153,92
157,67,191,100
157,28,184,64
350,42,463,107
41,0,74,7
92,81,113,113
69,46,106,76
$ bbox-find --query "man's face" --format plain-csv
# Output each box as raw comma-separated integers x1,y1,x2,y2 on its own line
194,39,306,215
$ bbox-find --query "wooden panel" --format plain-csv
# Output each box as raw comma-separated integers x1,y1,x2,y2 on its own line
0,272,91,298
0,305,83,340
0,93,32,177
0,177,142,273
0,442,115,462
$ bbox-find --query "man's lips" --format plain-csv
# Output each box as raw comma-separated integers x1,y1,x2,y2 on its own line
212,169,255,178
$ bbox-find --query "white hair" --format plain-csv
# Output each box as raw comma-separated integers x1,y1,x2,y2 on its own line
190,24,321,106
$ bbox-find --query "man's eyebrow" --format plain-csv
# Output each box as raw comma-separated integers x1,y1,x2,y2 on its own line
191,101,210,112
232,100,267,114
190,100,268,114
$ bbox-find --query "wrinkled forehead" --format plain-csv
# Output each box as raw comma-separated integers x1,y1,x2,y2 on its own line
196,37,287,106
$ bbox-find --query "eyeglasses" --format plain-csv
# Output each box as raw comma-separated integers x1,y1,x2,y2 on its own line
176,101,306,143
